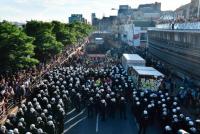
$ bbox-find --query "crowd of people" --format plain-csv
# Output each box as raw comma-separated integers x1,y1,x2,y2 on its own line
0,45,130,133
0,40,85,120
178,87,200,113
156,17,200,30
144,54,200,118
132,87,200,134
157,17,200,25
0,37,199,134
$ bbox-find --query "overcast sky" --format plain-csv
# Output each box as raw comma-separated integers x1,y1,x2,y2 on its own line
0,0,191,23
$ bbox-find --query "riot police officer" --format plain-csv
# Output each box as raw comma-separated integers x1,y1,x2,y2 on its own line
119,97,126,120
138,110,149,134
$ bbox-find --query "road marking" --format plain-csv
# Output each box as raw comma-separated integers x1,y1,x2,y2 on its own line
65,108,86,124
66,108,76,115
63,116,87,134
96,114,99,133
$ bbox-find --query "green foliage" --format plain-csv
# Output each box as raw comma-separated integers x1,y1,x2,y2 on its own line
52,21,75,45
0,21,39,72
51,21,65,34
0,20,93,73
25,20,53,37
66,22,93,42
34,32,63,61
25,20,63,61
52,21,93,45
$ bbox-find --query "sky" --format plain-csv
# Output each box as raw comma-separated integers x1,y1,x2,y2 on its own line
0,0,191,23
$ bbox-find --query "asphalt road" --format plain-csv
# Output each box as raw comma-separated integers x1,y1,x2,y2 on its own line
63,107,162,134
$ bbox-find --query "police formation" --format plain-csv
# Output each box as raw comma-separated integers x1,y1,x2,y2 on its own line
0,63,129,134
0,59,199,134
132,89,199,134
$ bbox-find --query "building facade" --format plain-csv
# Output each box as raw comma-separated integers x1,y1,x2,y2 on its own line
117,2,161,21
148,29,200,85
92,2,161,31
119,23,134,45
135,2,161,20
118,5,134,18
173,0,200,20
175,3,191,19
138,2,161,12
91,13,96,25
190,0,199,18
68,14,87,23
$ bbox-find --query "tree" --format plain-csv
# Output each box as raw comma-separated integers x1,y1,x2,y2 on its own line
24,20,53,37
24,20,63,61
0,20,93,74
52,21,77,45
0,21,38,72
51,21,93,46
51,21,65,34
66,22,93,44
52,21,70,45
34,32,63,62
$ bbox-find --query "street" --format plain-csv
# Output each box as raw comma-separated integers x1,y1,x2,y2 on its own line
64,106,162,134
1,1,200,134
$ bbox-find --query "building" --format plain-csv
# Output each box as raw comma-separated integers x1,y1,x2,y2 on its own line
118,3,160,27
175,3,191,19
136,2,161,20
160,11,175,21
189,0,199,18
119,23,134,45
93,2,161,31
117,2,161,22
93,15,118,32
138,2,161,12
91,13,96,25
118,23,142,46
148,29,200,85
117,2,161,20
173,0,200,20
118,5,134,17
68,14,87,23
92,2,162,46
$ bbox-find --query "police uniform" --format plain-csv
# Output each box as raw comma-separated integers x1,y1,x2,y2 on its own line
138,110,149,134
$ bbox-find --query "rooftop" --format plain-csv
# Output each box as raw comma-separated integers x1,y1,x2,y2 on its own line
132,66,164,77
123,54,145,61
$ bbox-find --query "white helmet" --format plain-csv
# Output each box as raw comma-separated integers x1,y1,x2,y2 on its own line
143,110,148,115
